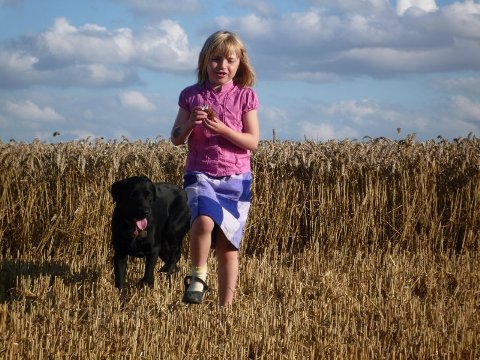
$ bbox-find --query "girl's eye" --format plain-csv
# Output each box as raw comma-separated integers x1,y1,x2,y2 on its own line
211,56,237,64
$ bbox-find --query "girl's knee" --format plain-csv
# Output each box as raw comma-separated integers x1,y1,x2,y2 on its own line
191,215,215,233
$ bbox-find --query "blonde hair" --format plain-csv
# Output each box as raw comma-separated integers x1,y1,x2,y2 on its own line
197,31,256,87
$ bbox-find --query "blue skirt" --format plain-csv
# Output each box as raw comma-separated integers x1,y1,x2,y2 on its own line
183,172,252,249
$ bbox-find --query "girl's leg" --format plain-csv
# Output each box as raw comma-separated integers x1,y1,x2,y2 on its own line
215,232,239,307
189,215,214,267
185,215,214,296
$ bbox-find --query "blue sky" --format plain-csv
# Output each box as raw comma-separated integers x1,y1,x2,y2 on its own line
0,0,479,142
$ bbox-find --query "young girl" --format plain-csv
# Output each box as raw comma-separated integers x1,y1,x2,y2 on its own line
170,30,259,306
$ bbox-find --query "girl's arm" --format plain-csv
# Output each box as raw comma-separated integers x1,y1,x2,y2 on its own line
170,107,203,146
203,109,259,151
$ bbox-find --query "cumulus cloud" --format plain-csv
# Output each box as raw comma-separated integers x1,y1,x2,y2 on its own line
397,0,438,16
219,1,480,80
0,17,195,89
1,0,479,143
309,0,390,14
2,2,480,90
325,100,380,121
433,76,480,96
451,95,480,123
258,106,291,139
34,18,134,67
326,44,480,76
118,91,156,112
217,14,272,39
260,96,430,141
5,100,64,122
0,48,139,89
135,21,196,71
284,72,341,83
34,17,194,71
303,122,336,141
441,1,480,41
301,122,358,141
232,0,276,16
114,0,202,15
297,98,434,139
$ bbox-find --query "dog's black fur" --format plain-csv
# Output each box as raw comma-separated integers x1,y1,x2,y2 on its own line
110,176,190,290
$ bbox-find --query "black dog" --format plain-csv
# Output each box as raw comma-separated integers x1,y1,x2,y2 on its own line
110,176,190,291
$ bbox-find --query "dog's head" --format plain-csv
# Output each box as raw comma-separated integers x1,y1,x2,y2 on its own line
111,176,157,229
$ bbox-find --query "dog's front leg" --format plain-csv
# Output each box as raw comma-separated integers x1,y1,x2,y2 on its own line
142,249,159,287
114,253,128,290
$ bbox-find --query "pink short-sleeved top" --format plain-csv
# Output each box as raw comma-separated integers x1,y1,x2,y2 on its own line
178,81,259,177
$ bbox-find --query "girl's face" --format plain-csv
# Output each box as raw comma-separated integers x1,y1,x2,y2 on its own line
206,50,240,88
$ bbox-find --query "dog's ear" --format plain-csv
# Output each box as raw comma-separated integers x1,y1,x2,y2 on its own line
111,179,126,203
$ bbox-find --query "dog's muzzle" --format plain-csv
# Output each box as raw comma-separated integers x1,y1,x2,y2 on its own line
134,218,148,238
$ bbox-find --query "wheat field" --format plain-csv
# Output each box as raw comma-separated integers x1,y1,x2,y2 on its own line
1,135,479,359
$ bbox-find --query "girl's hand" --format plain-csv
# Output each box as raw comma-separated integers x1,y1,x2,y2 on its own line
171,107,207,145
188,107,207,127
202,116,229,135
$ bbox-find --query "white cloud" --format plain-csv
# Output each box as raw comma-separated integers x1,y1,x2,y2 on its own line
326,100,379,120
217,14,272,39
82,65,129,85
317,99,408,128
284,72,341,83
2,2,480,91
115,0,202,15
35,17,194,70
68,129,98,141
258,106,291,139
220,1,480,80
1,0,480,143
5,100,64,122
0,17,195,89
434,76,480,96
303,122,336,141
309,0,390,13
232,0,275,16
260,96,409,141
35,18,134,65
441,2,480,41
451,96,480,123
300,98,435,139
118,91,156,112
397,0,438,16
0,49,138,88
136,20,196,71
301,122,358,141
336,47,449,73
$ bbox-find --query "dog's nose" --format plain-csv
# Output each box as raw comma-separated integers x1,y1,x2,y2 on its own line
140,209,150,218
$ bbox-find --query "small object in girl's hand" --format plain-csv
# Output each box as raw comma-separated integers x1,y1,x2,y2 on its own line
201,105,215,120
